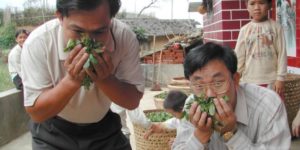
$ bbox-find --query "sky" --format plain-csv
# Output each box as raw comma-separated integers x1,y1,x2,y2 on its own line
0,0,203,25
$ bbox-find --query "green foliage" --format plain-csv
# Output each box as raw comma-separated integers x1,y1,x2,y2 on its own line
0,51,14,92
64,34,104,90
154,91,168,99
146,111,173,122
183,94,229,129
132,27,148,43
0,23,16,49
0,9,3,26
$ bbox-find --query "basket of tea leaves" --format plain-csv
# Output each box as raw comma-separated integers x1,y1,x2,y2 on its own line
133,109,176,150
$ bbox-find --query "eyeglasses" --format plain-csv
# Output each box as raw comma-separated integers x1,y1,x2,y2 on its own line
190,80,229,95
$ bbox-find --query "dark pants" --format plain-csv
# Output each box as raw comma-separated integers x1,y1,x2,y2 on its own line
29,110,131,150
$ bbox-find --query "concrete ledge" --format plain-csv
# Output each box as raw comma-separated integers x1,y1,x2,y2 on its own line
0,89,30,147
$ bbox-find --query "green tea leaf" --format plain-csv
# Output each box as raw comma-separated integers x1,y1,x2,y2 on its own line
89,54,98,64
83,58,90,69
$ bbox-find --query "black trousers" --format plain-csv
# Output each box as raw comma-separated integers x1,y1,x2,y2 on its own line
29,110,131,150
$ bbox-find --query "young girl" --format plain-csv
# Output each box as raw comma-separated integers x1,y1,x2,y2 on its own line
8,29,29,90
235,0,287,96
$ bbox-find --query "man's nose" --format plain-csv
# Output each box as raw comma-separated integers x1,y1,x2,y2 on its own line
205,86,217,98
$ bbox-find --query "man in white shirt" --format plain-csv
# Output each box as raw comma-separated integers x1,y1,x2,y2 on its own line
21,0,144,149
172,42,291,149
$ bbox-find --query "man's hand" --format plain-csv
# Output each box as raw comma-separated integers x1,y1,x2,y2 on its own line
64,44,88,87
144,123,165,139
85,49,114,83
292,110,300,137
273,80,284,95
189,102,213,144
213,98,237,135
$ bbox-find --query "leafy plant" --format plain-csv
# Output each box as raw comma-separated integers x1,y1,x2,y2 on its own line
64,34,104,90
154,91,168,99
146,111,173,122
132,27,148,43
0,51,14,92
0,23,16,49
183,94,229,129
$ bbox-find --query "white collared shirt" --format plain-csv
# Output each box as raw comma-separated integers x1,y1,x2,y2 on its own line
172,83,291,150
8,44,22,80
21,18,144,123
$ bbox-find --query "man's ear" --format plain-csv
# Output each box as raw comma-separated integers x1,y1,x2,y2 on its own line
233,72,240,87
56,11,63,23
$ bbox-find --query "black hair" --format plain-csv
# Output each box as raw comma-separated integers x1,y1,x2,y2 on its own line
15,29,29,38
184,42,237,79
163,90,188,112
56,0,121,17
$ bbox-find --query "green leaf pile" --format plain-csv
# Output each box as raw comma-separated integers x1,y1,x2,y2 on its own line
154,91,168,99
64,34,104,90
183,94,229,129
146,111,173,122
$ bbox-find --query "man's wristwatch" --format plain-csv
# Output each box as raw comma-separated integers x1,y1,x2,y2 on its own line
222,128,237,142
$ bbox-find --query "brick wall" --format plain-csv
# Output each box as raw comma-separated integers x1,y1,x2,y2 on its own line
142,46,184,64
203,0,251,49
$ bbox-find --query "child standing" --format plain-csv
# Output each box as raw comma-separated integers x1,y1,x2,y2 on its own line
8,29,29,90
235,0,287,95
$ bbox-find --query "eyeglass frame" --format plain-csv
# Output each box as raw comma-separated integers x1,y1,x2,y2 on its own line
189,79,230,95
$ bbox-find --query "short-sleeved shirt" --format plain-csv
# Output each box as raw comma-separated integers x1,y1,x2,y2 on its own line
21,18,145,123
8,44,22,80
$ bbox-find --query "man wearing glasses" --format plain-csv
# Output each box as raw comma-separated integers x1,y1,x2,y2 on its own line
172,42,291,149
21,0,143,149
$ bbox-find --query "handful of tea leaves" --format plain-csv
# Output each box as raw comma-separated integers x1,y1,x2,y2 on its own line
183,94,229,130
64,34,104,90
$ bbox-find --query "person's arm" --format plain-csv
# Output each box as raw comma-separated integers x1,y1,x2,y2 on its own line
292,108,300,137
171,120,208,150
127,107,151,128
224,102,290,149
234,28,246,78
24,44,88,122
86,25,144,110
273,23,287,94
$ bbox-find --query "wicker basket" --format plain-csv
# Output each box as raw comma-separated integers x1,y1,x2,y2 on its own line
133,109,176,150
154,97,164,109
170,77,190,85
284,73,300,133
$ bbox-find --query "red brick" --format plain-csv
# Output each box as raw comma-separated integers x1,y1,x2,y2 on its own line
221,11,231,20
222,1,240,10
241,20,251,27
223,31,232,40
222,21,241,30
232,31,240,40
223,41,236,49
231,10,250,19
241,1,247,9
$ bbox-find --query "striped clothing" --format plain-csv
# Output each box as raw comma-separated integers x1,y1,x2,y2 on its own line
172,83,291,150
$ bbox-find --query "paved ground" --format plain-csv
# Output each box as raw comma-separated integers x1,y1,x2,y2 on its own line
1,88,300,150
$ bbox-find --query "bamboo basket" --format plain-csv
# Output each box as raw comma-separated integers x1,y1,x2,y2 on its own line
284,73,300,133
133,109,176,150
154,97,164,109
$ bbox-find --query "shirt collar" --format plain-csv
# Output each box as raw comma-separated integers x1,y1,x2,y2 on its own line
235,86,249,125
